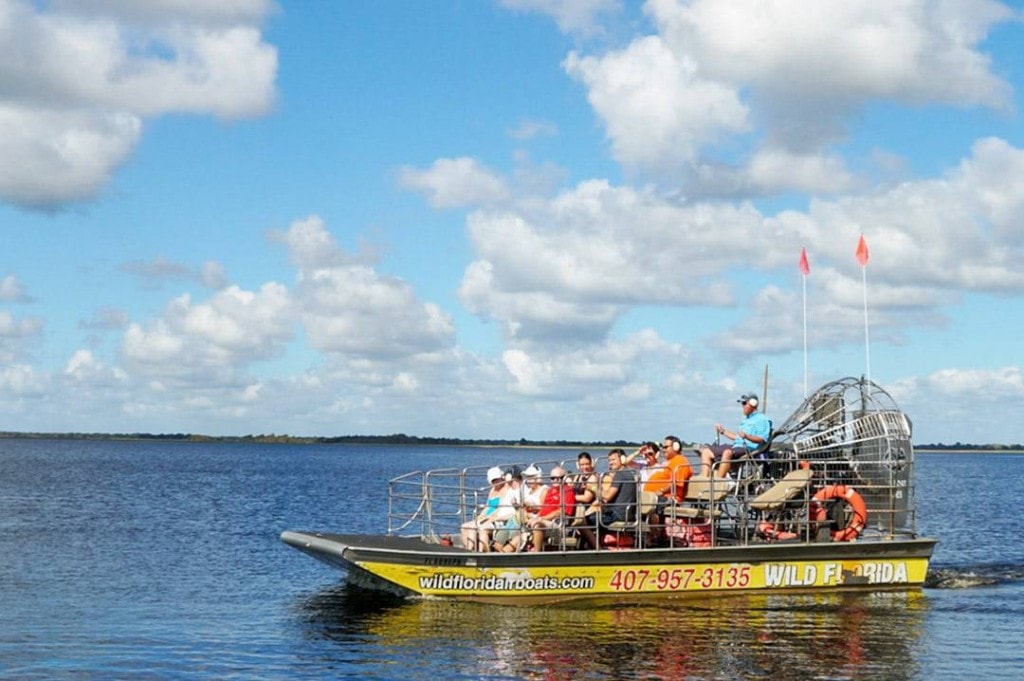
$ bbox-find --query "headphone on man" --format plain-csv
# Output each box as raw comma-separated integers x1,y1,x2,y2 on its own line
665,436,681,452
747,397,758,408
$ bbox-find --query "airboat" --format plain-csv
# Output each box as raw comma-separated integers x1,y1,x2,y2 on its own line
281,378,936,603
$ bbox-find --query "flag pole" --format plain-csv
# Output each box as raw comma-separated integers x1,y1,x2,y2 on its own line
856,235,871,384
862,265,870,384
803,269,808,397
798,247,810,398
762,363,769,415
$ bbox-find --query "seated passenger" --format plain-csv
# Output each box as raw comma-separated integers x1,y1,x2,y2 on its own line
643,435,694,538
576,449,638,550
626,442,661,484
490,466,526,552
566,452,599,524
581,470,613,526
504,466,576,552
459,466,506,551
699,393,771,478
521,465,548,515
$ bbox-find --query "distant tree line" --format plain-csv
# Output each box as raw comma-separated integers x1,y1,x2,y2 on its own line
0,431,640,448
916,442,1023,451
1,431,1020,450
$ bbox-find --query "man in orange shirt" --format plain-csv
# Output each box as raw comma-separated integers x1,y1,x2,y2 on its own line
643,435,693,541
643,435,693,502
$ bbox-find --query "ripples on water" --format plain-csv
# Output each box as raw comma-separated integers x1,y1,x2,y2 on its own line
2,442,1023,679
295,584,931,680
925,563,1024,589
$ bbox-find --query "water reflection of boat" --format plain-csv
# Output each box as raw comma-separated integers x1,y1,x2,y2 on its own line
296,583,928,680
282,378,936,602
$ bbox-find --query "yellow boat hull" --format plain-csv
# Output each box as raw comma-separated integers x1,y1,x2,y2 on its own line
282,531,934,603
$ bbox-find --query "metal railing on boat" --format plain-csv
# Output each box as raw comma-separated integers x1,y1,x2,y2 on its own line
387,456,918,552
386,378,921,552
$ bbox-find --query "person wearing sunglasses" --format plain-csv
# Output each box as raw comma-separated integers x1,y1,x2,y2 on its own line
699,393,771,478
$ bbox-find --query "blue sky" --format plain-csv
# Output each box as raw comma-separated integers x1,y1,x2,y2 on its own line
2,0,1023,444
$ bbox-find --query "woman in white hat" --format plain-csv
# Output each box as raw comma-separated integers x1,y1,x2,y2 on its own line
459,466,506,551
521,465,548,515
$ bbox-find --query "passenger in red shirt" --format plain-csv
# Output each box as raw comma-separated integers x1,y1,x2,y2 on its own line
515,466,576,552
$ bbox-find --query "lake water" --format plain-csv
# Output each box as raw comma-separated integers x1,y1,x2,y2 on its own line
1,440,1022,679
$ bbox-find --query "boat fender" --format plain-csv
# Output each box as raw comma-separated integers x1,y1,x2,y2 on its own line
811,485,868,541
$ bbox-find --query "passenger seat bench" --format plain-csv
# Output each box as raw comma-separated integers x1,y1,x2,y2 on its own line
607,490,660,535
748,468,813,512
664,476,730,520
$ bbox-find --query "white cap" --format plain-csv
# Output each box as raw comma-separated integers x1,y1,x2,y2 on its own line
486,466,504,482
523,465,542,478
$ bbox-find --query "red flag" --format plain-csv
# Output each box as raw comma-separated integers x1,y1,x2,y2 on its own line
855,234,869,266
798,247,810,276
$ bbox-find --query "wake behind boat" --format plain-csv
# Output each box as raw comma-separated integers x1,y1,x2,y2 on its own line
282,377,936,603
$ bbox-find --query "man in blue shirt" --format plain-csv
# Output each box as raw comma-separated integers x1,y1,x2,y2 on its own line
699,393,772,478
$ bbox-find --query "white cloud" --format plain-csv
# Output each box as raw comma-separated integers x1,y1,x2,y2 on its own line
0,106,141,207
650,0,1014,111
458,180,758,343
121,256,233,290
298,265,455,359
501,329,685,400
399,157,511,209
168,284,291,355
275,215,353,270
64,349,128,386
683,148,860,198
454,133,1024,361
795,138,1024,293
889,367,1024,443
285,215,456,360
0,309,41,360
0,274,28,302
507,118,558,141
52,0,276,26
79,307,129,330
698,137,1024,357
200,261,229,289
562,0,1014,191
919,366,1024,399
460,259,622,344
697,149,859,197
392,372,419,393
120,282,292,383
0,310,43,339
0,0,277,208
707,281,943,359
499,0,621,37
0,363,48,398
122,256,194,284
564,36,749,175
10,214,463,432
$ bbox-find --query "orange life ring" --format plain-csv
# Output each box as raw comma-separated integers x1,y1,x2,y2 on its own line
811,485,867,541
